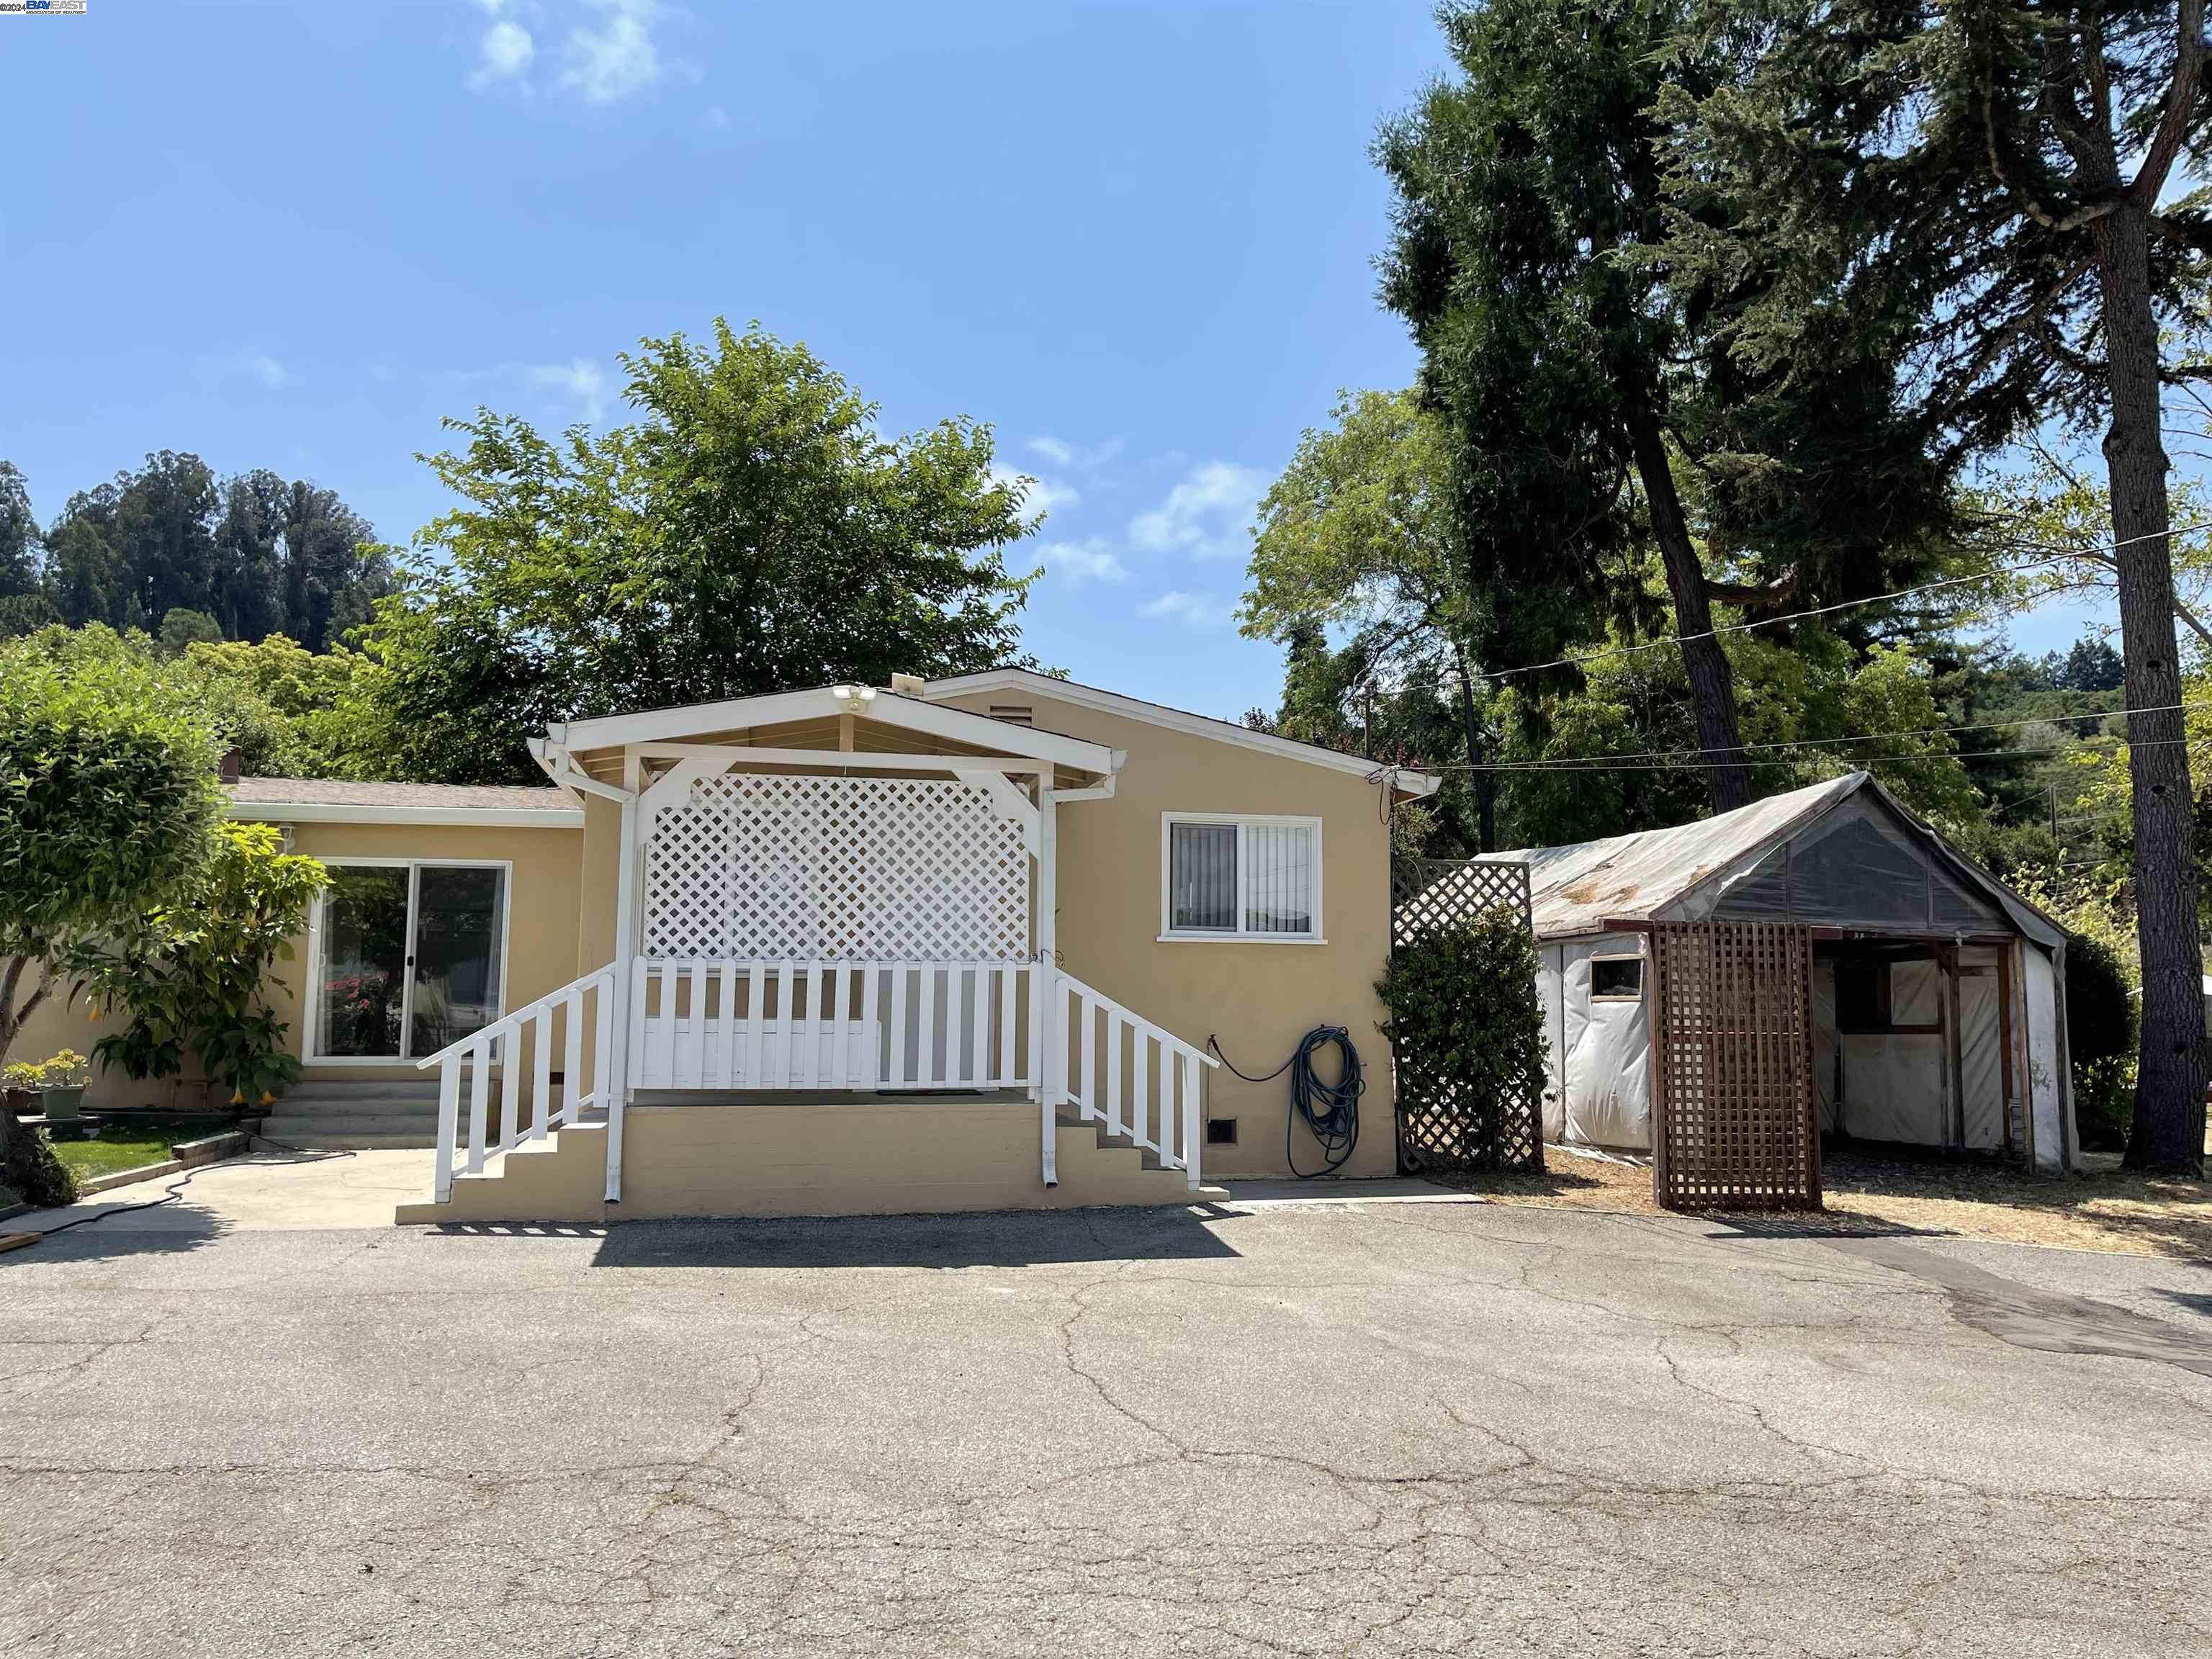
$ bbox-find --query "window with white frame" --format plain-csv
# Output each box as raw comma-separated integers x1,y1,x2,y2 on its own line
1161,814,1323,941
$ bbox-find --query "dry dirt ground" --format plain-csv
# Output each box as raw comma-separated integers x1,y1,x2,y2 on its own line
1450,1143,2212,1261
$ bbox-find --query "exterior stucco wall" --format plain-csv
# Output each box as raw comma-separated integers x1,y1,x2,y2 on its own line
9,818,585,1106
932,688,1400,1179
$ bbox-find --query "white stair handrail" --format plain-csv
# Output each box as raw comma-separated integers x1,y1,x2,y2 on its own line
1053,969,1218,1191
421,963,617,1204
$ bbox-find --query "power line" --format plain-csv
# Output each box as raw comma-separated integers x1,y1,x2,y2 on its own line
1470,518,2209,684
1376,694,2212,775
1390,731,2204,778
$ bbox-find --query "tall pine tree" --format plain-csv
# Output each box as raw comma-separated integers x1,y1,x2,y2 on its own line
1660,0,2211,1169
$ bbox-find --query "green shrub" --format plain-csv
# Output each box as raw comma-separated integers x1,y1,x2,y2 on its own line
76,822,329,1106
0,634,224,1068
1376,904,1546,1170
2065,932,2137,1151
1,1122,78,1209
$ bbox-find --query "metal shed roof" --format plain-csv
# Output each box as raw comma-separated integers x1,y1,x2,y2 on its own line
1488,772,2063,948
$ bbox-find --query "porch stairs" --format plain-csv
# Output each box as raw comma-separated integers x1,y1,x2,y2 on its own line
395,1097,1212,1225
260,1079,454,1149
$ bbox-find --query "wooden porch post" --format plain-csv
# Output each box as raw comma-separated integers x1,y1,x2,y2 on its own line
1035,776,1058,1186
606,749,642,1203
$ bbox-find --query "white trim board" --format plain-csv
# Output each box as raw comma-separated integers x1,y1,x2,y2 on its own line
922,670,1443,796
551,685,1118,775
231,801,584,827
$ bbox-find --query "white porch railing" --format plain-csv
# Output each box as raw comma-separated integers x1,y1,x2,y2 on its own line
418,963,617,1204
630,958,1039,1092
1053,971,1218,1192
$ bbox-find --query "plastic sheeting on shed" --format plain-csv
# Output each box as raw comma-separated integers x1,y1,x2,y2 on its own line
1559,937,1651,1148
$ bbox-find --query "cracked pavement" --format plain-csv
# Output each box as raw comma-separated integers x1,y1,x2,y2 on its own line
4,1180,2211,1656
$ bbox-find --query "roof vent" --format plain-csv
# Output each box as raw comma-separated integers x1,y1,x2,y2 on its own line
888,673,926,697
988,705,1033,727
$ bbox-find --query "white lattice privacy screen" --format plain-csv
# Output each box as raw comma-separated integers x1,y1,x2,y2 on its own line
644,773,1031,961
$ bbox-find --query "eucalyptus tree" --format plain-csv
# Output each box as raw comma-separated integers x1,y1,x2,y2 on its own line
1658,0,2212,1166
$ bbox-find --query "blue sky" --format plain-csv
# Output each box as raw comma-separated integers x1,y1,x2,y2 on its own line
2,1,2102,722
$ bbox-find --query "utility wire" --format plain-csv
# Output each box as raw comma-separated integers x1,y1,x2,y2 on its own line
1349,519,2209,690
1392,731,2206,777
1373,695,2212,776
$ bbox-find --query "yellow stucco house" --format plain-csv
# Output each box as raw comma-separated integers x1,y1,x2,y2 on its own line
28,672,1439,1223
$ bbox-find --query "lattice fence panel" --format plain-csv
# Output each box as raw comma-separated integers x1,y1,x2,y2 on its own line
1649,920,1822,1212
645,773,1030,961
1389,858,1542,1174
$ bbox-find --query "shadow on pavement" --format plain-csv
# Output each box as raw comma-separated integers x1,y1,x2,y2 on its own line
585,1203,1242,1269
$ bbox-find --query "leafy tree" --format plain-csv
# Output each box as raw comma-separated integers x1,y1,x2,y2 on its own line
76,822,329,1106
32,454,389,649
158,607,224,654
212,471,390,650
1659,0,2212,1167
353,318,1039,783
1242,390,1508,846
0,461,38,600
0,637,223,1067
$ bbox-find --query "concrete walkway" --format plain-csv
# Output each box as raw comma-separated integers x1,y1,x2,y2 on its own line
9,1147,435,1236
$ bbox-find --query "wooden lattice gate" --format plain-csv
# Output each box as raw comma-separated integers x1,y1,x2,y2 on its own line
1648,920,1822,1211
1389,858,1542,1174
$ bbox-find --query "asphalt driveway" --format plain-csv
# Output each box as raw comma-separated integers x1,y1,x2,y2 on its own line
3,1156,2210,1657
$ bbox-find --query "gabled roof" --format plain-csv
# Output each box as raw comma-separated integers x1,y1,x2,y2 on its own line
920,668,1444,797
547,683,1118,776
1489,771,2062,947
228,777,585,827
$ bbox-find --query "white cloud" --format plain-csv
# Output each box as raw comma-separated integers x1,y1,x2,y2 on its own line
699,103,732,132
1026,433,1125,472
561,0,665,103
472,18,536,87
989,464,1079,518
526,357,610,419
1040,539,1126,584
1140,590,1228,626
1130,461,1266,559
245,353,291,390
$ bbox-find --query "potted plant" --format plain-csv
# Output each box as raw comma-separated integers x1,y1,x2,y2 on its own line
35,1050,90,1123
2,1061,40,1116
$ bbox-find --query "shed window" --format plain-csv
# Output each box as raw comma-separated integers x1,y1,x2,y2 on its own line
1161,815,1322,942
1835,956,1943,1034
1590,956,1643,1001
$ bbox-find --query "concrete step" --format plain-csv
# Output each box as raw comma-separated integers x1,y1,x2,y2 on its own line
1056,1105,1170,1171
258,1123,440,1150
256,1128,443,1151
265,1097,446,1120
282,1079,441,1103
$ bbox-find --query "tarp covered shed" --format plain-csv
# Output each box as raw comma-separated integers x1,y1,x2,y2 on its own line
1491,773,2076,1171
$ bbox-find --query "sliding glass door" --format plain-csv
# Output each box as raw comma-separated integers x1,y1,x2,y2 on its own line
311,863,508,1061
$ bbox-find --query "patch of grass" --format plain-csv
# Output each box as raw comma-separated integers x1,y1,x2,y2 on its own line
46,1122,193,1182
